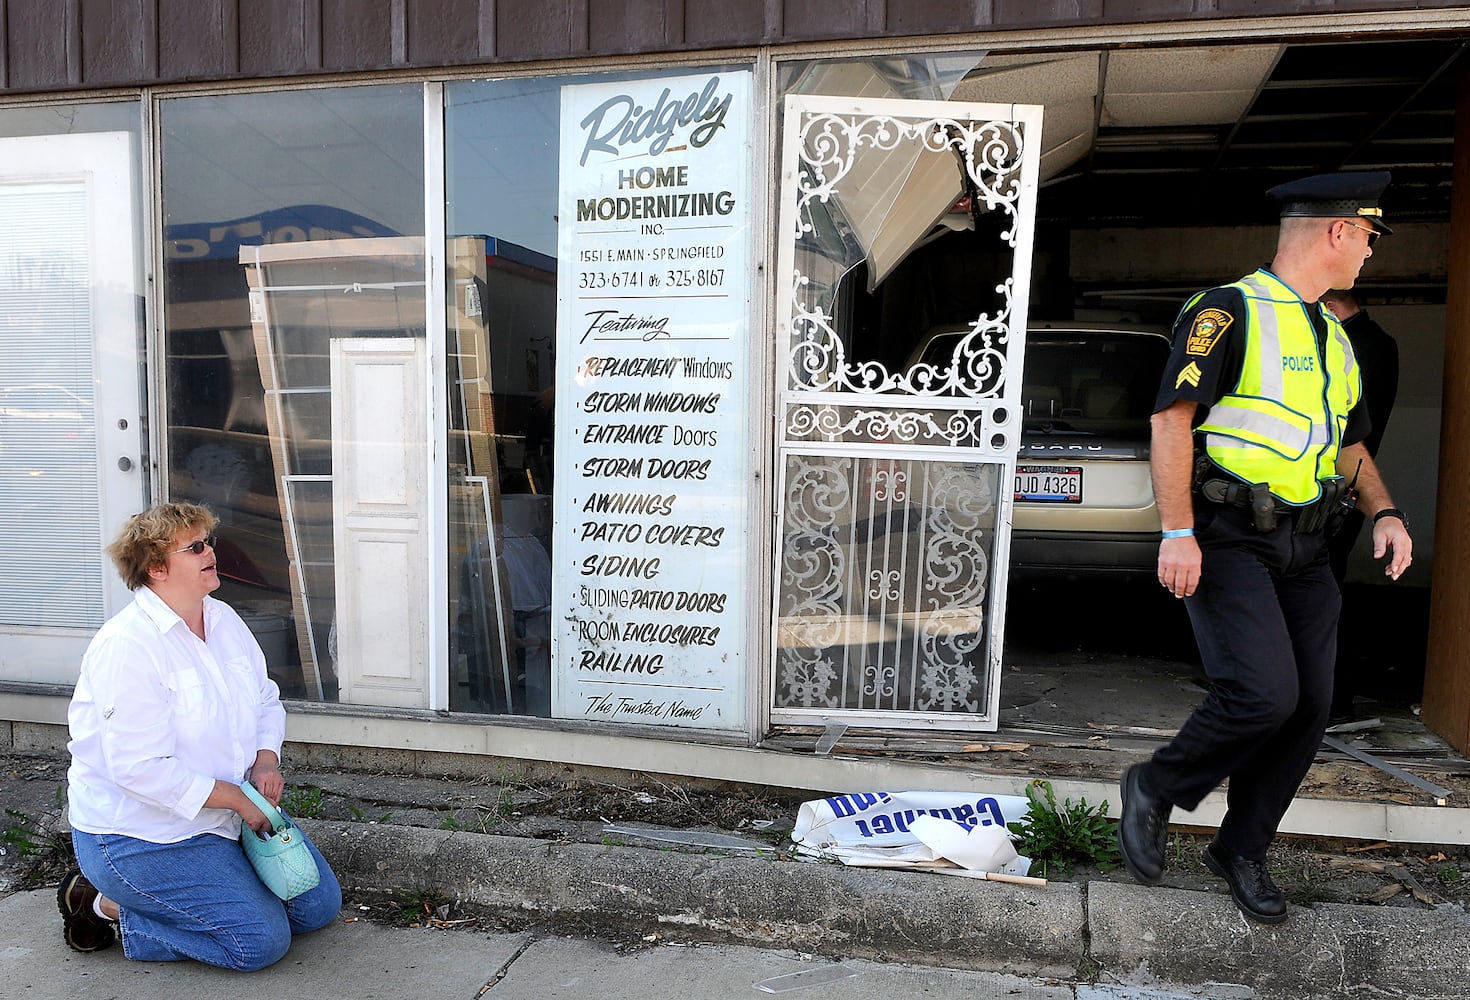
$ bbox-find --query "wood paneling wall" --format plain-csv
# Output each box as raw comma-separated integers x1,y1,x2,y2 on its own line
1423,60,1470,756
1,0,1463,94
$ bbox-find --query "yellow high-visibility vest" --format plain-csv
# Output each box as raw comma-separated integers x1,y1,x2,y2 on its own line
1192,270,1361,505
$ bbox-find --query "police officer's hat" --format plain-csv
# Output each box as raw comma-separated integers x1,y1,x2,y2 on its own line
1265,170,1393,235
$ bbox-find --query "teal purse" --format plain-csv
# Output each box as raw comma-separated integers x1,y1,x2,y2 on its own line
238,782,321,900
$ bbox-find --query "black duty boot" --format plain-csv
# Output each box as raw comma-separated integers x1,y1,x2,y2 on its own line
1118,763,1171,885
1204,841,1288,924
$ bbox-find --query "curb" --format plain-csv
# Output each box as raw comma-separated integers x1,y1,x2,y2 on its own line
306,819,1470,999
305,820,1087,978
1089,881,1470,1000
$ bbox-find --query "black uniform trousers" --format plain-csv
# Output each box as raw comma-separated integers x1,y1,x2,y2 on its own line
1141,504,1340,860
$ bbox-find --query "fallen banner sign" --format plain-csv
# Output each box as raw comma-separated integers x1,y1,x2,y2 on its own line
790,790,1033,876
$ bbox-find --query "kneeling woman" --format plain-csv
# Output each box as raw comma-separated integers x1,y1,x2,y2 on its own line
60,502,341,969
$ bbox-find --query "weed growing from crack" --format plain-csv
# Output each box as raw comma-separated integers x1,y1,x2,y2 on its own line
396,888,452,926
467,765,526,828
281,785,324,819
1007,778,1120,879
1,786,75,883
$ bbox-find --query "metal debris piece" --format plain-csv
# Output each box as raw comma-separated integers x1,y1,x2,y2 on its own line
1086,722,1181,738
814,721,848,756
1079,984,1255,999
754,965,859,993
1321,735,1453,805
600,824,771,853
1325,717,1383,734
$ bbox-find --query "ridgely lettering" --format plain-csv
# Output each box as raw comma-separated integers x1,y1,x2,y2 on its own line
579,77,732,166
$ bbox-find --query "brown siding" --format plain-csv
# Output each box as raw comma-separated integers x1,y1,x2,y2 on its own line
2,0,1469,93
993,0,1099,25
782,0,870,41
239,0,316,78
1101,0,1205,17
321,0,396,71
407,0,480,65
887,0,978,36
157,0,234,79
587,0,673,56
683,0,769,48
80,0,151,84
493,0,583,63
5,0,74,90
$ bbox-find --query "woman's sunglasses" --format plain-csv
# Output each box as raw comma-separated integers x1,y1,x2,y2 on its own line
173,536,217,556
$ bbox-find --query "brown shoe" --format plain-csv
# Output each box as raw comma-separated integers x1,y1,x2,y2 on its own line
57,870,116,952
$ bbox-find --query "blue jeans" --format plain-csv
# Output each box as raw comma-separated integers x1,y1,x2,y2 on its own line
72,827,342,970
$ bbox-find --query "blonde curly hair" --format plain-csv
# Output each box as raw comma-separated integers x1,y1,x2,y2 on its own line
106,502,219,591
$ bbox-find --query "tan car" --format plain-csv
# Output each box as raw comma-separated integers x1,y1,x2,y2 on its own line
1010,323,1170,575
907,321,1169,575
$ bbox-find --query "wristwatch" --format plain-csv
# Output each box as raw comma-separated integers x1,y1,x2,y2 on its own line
1373,507,1409,530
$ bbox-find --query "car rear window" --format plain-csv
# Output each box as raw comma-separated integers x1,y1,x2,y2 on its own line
1019,331,1170,439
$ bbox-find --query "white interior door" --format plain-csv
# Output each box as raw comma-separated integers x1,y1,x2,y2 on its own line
0,132,145,684
331,336,429,708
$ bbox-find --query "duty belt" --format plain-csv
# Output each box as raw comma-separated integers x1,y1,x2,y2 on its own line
1197,477,1352,535
1198,479,1290,513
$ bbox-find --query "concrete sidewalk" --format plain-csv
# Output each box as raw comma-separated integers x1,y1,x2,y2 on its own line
0,887,1182,1000
308,819,1470,1000
4,746,1468,998
4,819,1469,999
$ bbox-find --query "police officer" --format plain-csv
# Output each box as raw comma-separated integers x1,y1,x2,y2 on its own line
1117,172,1413,924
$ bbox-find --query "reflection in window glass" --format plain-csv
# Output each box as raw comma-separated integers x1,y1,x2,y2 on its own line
0,102,140,139
161,85,424,702
445,78,577,716
444,70,739,716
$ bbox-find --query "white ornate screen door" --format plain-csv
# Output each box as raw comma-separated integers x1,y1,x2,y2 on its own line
771,96,1042,732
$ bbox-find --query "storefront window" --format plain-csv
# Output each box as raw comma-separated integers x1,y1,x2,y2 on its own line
160,85,425,703
445,67,754,724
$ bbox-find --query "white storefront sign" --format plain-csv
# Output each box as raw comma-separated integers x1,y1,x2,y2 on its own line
552,70,753,730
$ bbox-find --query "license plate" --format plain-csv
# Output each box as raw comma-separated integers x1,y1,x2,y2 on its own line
1015,465,1082,503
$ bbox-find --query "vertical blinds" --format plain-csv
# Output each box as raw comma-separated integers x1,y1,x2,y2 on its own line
0,182,105,629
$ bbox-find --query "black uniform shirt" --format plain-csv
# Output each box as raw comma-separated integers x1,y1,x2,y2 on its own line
1339,308,1398,458
1154,274,1371,450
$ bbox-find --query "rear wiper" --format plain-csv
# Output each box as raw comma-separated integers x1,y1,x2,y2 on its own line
1023,420,1091,435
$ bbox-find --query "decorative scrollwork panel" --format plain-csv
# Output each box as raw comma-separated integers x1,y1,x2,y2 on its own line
782,99,1036,404
774,454,999,715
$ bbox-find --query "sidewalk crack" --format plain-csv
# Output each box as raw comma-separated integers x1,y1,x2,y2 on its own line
474,935,537,996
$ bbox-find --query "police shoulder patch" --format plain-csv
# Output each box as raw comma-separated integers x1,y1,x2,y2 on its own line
1185,308,1233,357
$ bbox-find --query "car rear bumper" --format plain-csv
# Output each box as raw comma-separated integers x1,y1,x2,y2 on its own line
1008,529,1159,576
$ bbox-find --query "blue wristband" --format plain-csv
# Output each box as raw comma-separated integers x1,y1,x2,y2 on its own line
1161,528,1195,539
